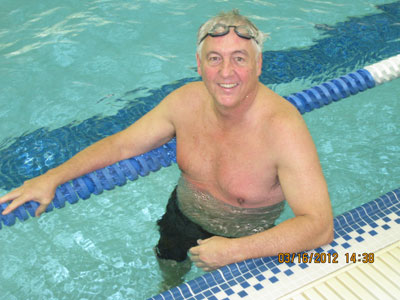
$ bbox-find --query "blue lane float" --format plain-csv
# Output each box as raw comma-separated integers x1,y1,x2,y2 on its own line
285,54,400,114
0,141,177,227
0,54,399,228
284,69,375,114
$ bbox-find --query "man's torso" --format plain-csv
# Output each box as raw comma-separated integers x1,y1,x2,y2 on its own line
172,81,294,209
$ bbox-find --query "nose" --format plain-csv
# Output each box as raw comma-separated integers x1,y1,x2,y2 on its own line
220,59,234,78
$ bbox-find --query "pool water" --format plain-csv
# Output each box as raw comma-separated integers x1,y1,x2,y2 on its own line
1,0,399,299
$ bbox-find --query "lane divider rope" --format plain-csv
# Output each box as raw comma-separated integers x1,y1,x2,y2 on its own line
1,54,399,229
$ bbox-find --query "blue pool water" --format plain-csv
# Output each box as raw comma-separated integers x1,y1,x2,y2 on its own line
1,1,399,299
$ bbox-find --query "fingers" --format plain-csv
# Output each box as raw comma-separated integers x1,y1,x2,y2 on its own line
0,189,21,204
2,198,49,217
197,237,214,244
189,245,217,272
1,195,29,215
194,261,206,268
188,239,206,255
0,188,23,215
189,255,207,269
201,266,214,272
189,238,210,260
0,180,53,216
35,204,48,218
192,260,214,272
189,253,199,263
189,246,201,264
189,244,199,255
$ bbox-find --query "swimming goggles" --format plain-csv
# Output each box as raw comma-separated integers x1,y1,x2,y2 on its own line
198,23,258,45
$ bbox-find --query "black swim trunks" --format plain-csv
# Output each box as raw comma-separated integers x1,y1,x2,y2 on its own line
155,187,214,262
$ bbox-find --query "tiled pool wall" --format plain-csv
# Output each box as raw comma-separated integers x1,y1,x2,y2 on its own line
151,188,400,299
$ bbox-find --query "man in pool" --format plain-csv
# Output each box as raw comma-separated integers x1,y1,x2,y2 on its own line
0,10,333,278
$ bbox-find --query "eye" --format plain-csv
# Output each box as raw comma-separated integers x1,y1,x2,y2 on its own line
234,56,246,64
208,55,221,65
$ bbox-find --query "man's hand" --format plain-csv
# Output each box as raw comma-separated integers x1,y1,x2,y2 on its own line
189,236,239,272
0,174,58,217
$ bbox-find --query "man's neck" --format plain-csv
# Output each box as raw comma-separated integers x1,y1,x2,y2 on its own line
211,87,259,130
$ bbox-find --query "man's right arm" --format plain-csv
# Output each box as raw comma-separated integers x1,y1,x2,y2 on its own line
0,90,178,217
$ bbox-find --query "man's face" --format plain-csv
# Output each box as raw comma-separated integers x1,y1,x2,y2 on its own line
197,28,262,110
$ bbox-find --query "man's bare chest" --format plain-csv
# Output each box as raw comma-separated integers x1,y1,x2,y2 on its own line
176,128,284,207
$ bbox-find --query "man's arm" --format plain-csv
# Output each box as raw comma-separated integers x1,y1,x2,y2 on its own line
190,111,333,271
0,92,177,217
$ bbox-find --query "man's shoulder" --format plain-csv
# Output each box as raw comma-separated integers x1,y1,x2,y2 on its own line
256,85,310,149
161,81,207,121
170,81,205,97
258,84,304,128
164,81,206,105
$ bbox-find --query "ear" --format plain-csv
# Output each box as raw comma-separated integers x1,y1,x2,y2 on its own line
256,52,262,77
196,53,202,76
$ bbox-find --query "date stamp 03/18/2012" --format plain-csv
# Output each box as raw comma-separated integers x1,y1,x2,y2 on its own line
278,252,375,264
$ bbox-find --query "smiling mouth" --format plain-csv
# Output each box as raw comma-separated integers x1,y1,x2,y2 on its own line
218,83,238,89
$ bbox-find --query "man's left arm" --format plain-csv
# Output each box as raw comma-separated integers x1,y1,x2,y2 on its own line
190,113,333,271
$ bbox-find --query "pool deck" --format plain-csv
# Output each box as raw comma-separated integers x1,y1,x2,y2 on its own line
280,240,400,300
150,188,400,300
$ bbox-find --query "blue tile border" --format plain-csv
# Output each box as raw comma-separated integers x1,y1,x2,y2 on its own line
149,188,400,300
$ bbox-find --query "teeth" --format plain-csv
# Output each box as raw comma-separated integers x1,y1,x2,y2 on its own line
219,83,237,88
